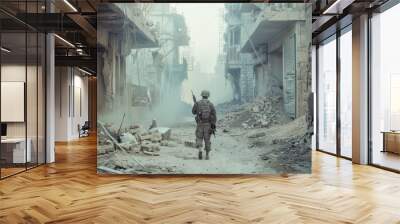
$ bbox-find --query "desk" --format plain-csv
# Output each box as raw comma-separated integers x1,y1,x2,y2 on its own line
1,138,31,163
382,131,400,154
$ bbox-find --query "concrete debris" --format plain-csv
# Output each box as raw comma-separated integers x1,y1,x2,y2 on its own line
98,145,115,155
160,140,177,147
248,140,267,148
140,134,152,141
217,96,289,129
248,132,266,138
260,133,311,173
97,166,124,174
98,121,181,164
160,140,168,146
120,133,138,144
141,142,160,152
149,127,171,140
142,151,160,156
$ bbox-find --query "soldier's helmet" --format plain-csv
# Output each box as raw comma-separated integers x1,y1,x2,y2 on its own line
201,90,210,98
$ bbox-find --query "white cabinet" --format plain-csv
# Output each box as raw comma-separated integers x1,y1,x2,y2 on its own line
1,138,32,163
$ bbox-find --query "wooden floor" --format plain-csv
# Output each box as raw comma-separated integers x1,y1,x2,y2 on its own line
373,150,400,171
1,136,400,224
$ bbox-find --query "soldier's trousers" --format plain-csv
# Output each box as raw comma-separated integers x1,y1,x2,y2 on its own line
195,123,211,153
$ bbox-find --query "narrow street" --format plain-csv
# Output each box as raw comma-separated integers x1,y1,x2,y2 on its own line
130,120,276,174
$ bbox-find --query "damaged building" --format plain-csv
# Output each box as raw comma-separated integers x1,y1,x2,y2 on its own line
224,3,312,120
127,4,189,109
97,3,158,121
224,4,256,103
97,3,189,125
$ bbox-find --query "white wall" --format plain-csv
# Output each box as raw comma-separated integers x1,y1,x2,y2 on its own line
1,63,46,164
55,67,89,141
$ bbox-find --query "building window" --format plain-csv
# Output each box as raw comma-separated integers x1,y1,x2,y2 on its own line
339,27,352,158
230,27,240,45
317,35,337,154
370,3,400,171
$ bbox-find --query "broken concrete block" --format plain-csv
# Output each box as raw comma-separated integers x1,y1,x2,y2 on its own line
110,154,133,169
130,144,141,153
141,143,160,152
150,132,162,142
151,144,160,152
150,127,171,140
142,151,160,156
142,139,151,144
120,133,138,144
119,142,132,151
98,145,114,154
248,132,266,138
141,144,151,152
251,105,260,113
261,121,270,128
140,134,152,141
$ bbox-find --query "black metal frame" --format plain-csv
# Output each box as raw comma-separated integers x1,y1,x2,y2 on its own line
367,2,400,173
315,0,400,172
315,23,353,162
0,0,47,180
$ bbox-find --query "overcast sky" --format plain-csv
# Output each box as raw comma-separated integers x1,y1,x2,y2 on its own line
173,3,224,74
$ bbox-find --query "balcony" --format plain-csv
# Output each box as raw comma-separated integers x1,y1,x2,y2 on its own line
226,46,241,68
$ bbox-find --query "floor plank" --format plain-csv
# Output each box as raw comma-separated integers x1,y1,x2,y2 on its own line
0,135,400,224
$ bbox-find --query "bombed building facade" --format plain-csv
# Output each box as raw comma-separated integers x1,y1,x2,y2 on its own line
224,3,311,119
97,3,189,125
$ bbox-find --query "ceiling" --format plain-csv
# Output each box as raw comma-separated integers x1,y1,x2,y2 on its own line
0,0,396,73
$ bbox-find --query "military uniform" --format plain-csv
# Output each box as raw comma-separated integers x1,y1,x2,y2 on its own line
192,91,216,160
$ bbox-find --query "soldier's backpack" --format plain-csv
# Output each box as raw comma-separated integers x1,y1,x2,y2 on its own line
198,99,211,122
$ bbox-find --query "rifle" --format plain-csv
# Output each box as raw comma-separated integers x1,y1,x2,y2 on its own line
191,90,197,104
191,90,199,123
211,124,216,138
211,128,216,138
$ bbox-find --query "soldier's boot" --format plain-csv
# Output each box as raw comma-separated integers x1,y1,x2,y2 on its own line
205,151,210,160
198,151,203,160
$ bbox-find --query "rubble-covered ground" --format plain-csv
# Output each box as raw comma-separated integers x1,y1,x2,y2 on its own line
97,96,311,174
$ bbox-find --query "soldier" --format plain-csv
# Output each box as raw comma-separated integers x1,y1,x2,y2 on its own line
192,90,217,160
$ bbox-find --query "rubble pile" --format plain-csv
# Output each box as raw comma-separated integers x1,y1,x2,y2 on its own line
260,133,311,173
97,121,181,173
98,123,174,157
218,96,289,129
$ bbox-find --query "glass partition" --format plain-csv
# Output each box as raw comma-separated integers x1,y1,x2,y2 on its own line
317,35,337,154
27,31,38,169
38,32,45,165
371,3,400,171
339,27,352,158
0,1,46,179
1,30,28,177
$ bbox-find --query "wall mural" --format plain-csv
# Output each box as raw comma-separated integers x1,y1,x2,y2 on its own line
97,3,313,174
